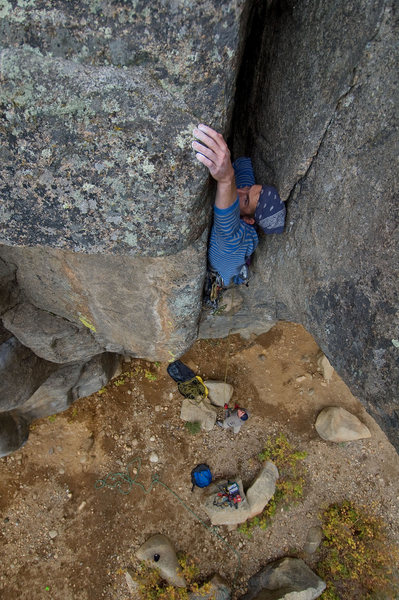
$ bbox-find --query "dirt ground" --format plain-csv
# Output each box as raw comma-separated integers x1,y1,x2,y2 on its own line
1,321,398,600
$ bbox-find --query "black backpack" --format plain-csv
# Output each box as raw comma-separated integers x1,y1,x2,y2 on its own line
167,360,196,383
190,463,212,492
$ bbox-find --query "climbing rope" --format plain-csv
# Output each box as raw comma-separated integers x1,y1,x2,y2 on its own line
223,284,235,386
95,456,241,587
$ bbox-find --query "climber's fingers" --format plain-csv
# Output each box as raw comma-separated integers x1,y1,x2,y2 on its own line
192,124,233,183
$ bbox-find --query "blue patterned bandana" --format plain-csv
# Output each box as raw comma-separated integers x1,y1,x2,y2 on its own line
254,186,286,234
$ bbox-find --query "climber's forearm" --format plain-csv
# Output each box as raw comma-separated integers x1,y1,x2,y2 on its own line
214,176,237,210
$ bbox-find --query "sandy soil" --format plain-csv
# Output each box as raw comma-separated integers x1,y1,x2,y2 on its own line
1,322,398,599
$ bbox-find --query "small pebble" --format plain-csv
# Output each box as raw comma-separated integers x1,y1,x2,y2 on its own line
78,501,86,512
49,530,58,539
258,354,266,361
150,436,155,442
149,452,159,463
59,468,65,475
155,405,161,412
131,439,138,447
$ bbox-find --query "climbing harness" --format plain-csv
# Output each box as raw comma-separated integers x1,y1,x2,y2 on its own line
222,285,236,386
203,260,250,312
95,457,241,587
203,269,225,311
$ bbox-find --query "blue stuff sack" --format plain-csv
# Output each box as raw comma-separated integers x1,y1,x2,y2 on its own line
191,463,212,492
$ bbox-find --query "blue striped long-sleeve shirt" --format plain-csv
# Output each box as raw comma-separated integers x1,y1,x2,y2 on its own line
208,158,258,285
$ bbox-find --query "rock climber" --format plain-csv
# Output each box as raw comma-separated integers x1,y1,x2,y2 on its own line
216,403,250,434
192,124,285,305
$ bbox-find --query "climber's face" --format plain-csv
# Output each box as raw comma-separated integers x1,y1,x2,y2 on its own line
238,185,262,224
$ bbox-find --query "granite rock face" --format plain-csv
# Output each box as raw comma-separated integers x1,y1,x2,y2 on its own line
0,0,245,255
230,0,399,450
20,352,120,421
0,1,247,452
0,257,17,315
0,0,398,453
0,0,246,362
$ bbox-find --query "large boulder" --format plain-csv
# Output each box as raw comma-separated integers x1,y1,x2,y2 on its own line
315,406,371,442
0,242,206,360
245,462,279,517
203,462,279,526
0,0,246,362
136,534,186,588
2,302,103,363
0,351,120,456
0,0,245,255
230,0,399,450
0,336,57,412
204,380,234,407
21,352,120,420
241,557,326,600
189,575,231,600
180,398,217,432
0,412,30,458
203,478,249,526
